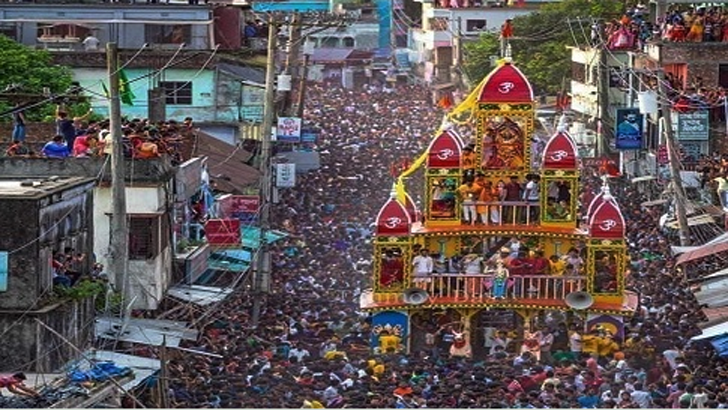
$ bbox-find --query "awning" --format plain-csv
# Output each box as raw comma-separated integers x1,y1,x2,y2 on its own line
711,335,728,357
631,176,657,183
241,226,288,248
90,350,161,391
217,62,265,86
677,236,728,265
95,317,198,347
673,232,728,256
692,319,728,340
167,285,234,306
207,248,252,271
665,214,716,229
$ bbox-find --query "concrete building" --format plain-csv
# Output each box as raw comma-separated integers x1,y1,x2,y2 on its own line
0,176,96,372
0,2,266,129
0,158,176,310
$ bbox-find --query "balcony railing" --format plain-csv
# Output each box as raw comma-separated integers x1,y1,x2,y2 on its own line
449,200,559,225
412,274,585,302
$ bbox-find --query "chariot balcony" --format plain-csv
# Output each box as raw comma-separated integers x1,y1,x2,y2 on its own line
360,274,630,312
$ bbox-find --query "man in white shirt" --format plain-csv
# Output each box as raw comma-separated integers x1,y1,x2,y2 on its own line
524,174,540,223
412,249,433,282
630,383,652,408
82,34,101,51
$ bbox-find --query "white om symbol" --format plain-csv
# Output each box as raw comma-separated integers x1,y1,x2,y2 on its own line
437,149,454,160
498,82,515,94
599,219,617,231
384,217,402,229
549,150,569,162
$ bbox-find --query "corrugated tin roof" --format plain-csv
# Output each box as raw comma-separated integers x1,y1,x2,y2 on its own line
95,317,197,347
166,285,234,307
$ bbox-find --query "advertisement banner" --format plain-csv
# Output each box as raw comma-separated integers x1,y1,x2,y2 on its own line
676,111,709,141
205,219,241,246
276,117,302,142
276,163,296,188
370,311,408,353
614,108,643,150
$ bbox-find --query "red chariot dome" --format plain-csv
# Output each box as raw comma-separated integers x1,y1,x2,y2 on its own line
477,61,534,103
588,192,626,239
427,129,462,169
542,130,578,169
375,188,412,236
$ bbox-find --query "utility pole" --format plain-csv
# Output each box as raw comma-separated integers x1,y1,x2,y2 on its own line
159,336,170,409
658,68,691,246
597,45,610,157
107,43,130,309
452,17,465,89
252,16,278,327
296,51,310,118
284,13,302,116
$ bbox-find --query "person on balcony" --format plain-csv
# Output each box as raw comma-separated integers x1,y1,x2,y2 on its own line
412,249,433,283
503,176,522,224
457,180,480,225
461,145,476,182
523,174,540,224
475,179,493,225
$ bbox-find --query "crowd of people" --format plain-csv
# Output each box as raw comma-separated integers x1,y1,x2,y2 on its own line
6,104,190,163
125,78,727,409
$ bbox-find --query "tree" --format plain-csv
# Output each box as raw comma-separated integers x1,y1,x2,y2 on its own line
0,35,88,122
464,0,626,96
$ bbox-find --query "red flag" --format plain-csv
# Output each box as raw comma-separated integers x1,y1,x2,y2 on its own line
437,94,453,109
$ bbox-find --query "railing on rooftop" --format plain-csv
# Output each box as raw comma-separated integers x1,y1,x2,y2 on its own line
432,200,570,226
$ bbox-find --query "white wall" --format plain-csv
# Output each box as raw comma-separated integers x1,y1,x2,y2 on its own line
93,186,170,310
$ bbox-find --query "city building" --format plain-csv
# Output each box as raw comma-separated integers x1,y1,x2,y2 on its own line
0,2,267,134
407,0,561,83
0,158,176,310
0,176,96,372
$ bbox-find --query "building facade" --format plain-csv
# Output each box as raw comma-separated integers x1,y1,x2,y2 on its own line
0,176,97,372
0,158,176,310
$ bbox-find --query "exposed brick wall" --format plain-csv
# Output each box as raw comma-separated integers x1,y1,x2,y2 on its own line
661,43,728,87
0,123,56,143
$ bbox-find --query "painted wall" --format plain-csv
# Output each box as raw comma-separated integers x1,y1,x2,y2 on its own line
73,68,236,123
93,186,171,310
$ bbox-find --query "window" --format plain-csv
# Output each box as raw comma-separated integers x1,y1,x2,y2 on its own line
0,251,7,292
145,24,190,45
160,82,193,105
571,61,586,84
129,216,161,260
321,37,339,47
466,19,487,32
720,64,728,89
428,18,449,32
0,23,17,40
342,37,355,48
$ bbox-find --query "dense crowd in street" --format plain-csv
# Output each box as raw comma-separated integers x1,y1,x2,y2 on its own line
151,80,728,409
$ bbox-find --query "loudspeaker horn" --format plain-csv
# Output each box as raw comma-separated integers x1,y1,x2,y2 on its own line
565,291,594,310
402,288,430,305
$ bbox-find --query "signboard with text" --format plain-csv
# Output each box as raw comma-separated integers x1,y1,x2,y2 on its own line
276,117,302,142
205,219,241,246
676,111,709,141
276,163,296,188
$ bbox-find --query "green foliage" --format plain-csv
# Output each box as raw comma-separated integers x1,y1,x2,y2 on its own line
54,279,106,300
0,35,79,122
464,0,625,96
